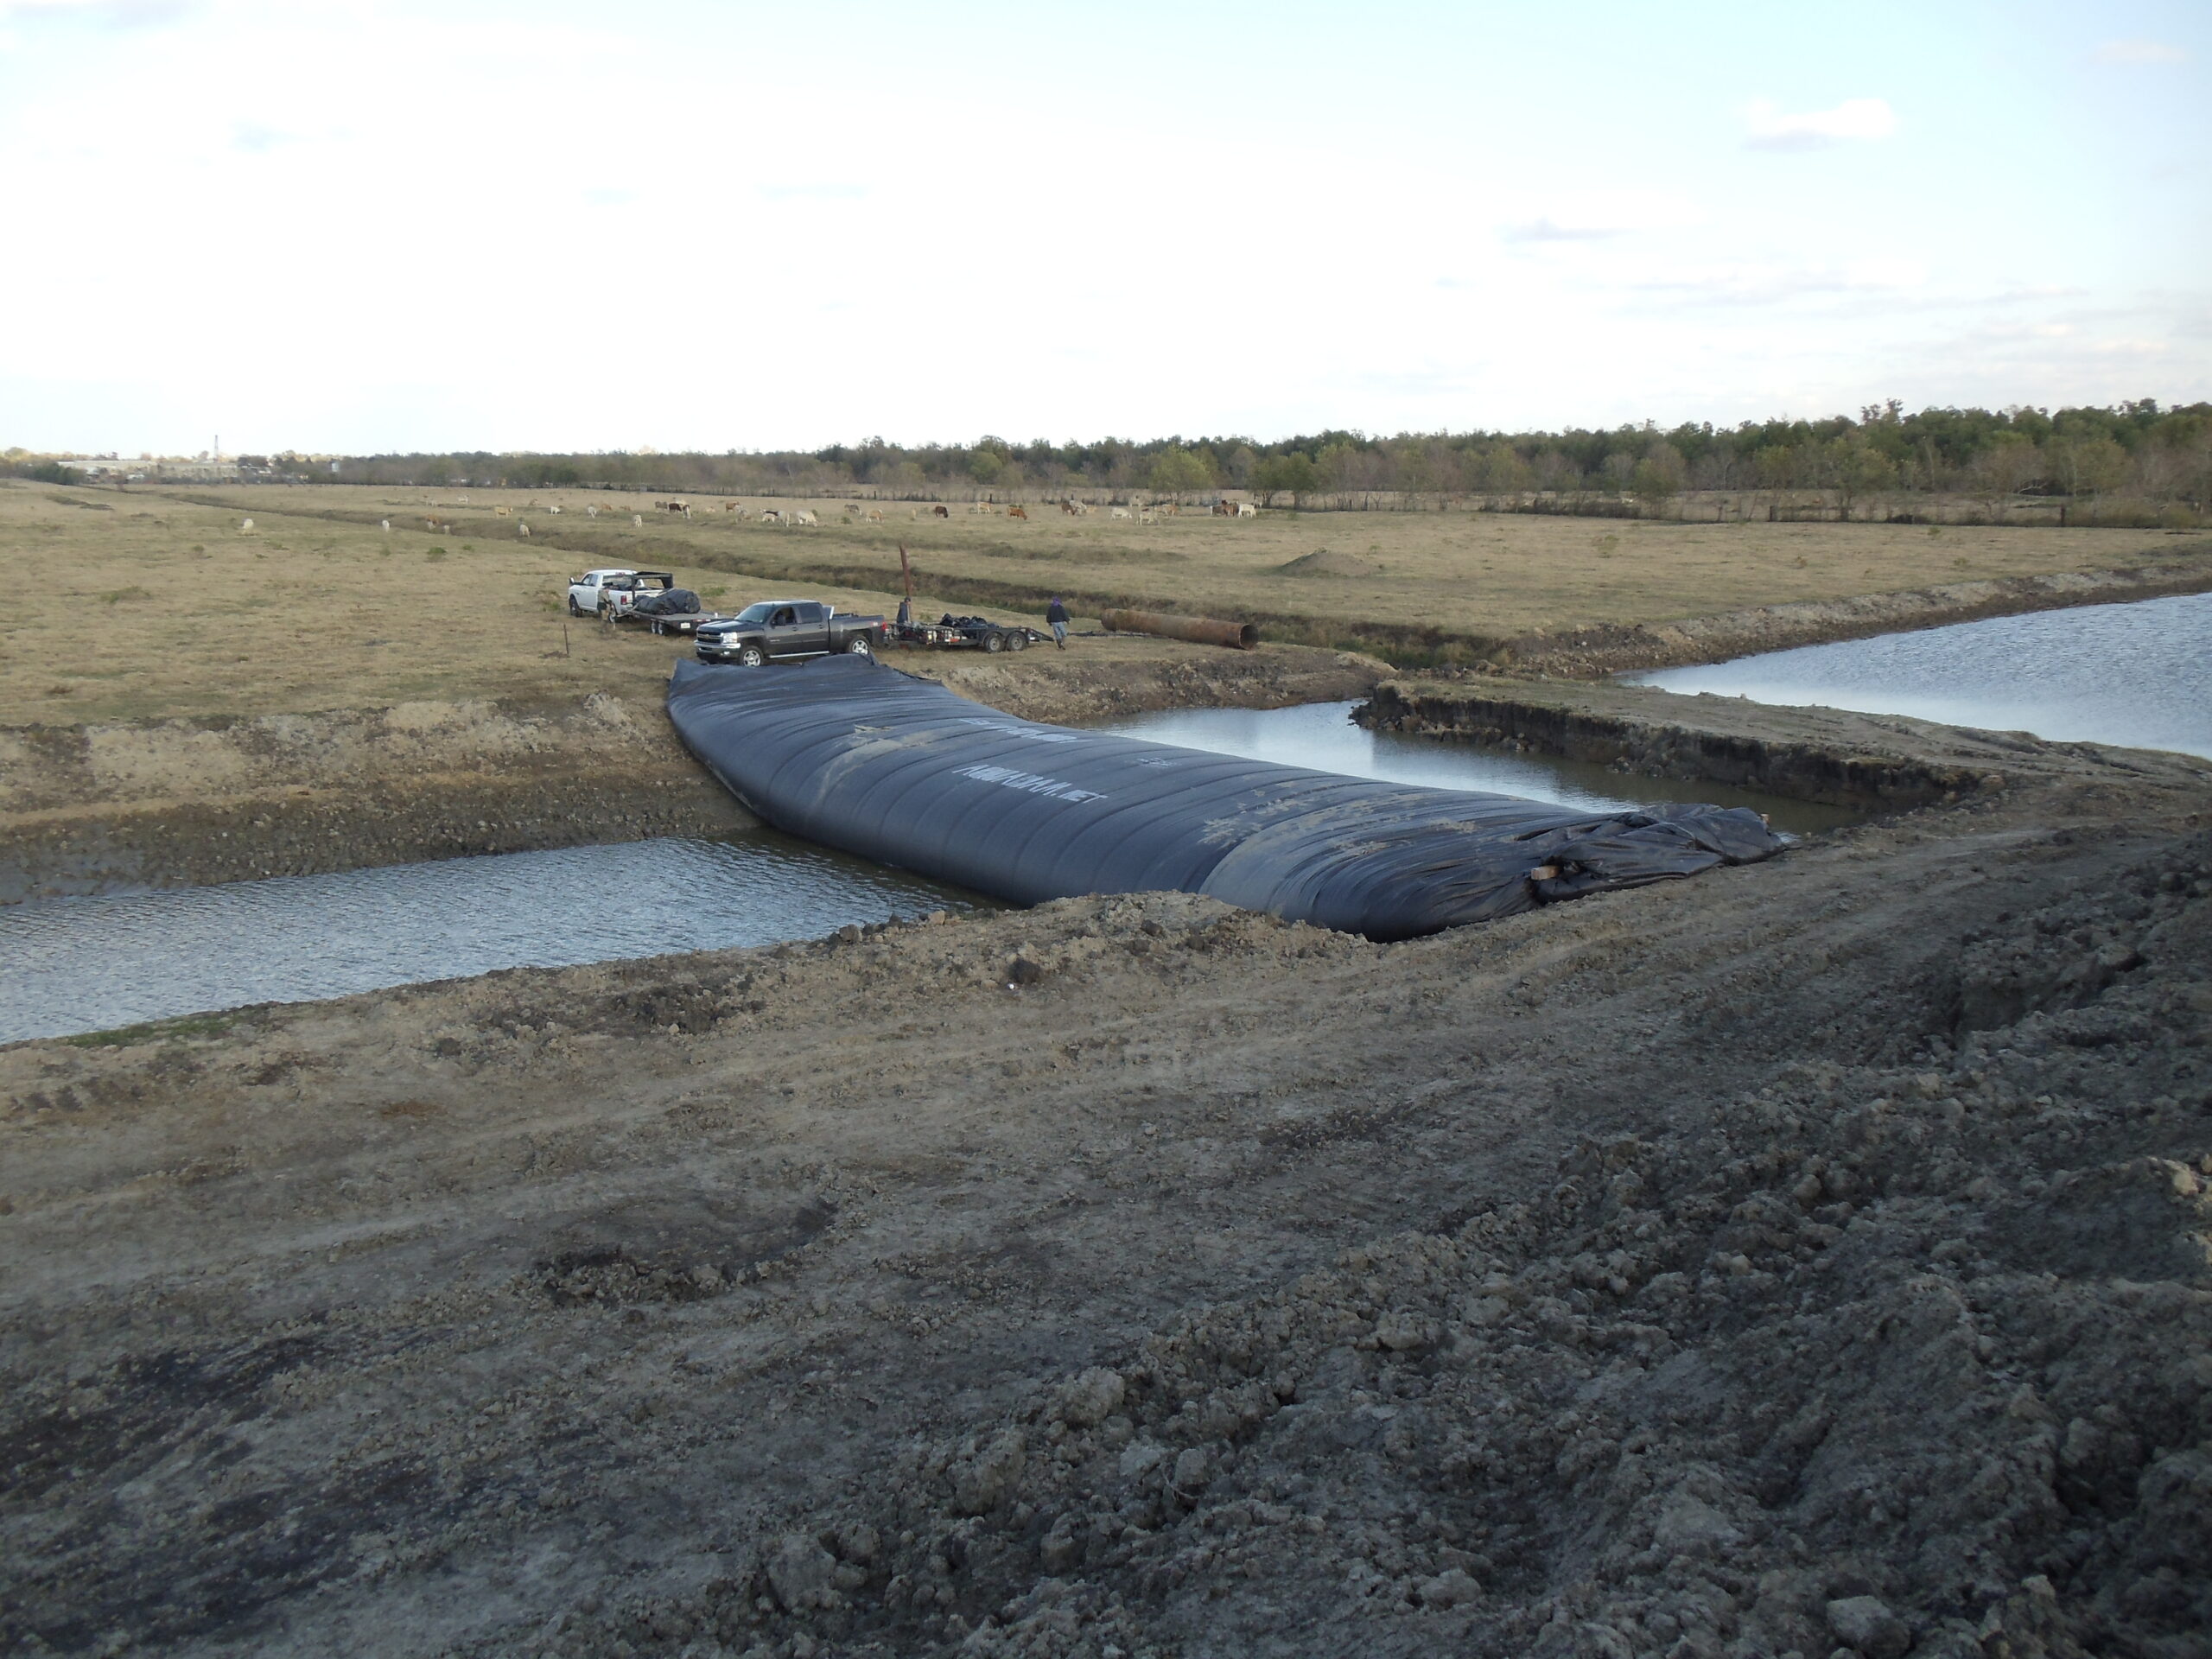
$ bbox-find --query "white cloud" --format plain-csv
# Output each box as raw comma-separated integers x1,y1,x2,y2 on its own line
2094,39,2188,65
1498,191,1705,243
1744,97,1898,151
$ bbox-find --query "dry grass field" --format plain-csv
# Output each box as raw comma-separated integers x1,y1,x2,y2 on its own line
0,484,929,727
198,480,2207,649
6,477,2207,726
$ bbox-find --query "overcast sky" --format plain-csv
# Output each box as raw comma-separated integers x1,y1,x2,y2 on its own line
2,0,2205,455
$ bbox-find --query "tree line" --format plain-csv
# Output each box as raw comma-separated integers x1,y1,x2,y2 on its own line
21,401,2211,512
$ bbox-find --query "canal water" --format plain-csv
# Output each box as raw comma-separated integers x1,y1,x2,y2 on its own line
1097,702,1856,837
1622,591,2212,760
0,834,988,1046
0,703,1837,1046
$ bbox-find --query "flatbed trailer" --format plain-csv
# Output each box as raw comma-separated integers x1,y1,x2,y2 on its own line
887,617,1046,653
607,607,731,636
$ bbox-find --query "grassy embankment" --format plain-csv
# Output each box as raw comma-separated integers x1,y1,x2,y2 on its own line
6,478,2209,728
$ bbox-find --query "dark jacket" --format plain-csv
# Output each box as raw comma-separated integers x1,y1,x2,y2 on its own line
1046,600,1070,625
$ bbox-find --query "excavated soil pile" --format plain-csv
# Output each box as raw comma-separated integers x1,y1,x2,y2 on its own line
1274,550,1385,579
3,725,2208,1656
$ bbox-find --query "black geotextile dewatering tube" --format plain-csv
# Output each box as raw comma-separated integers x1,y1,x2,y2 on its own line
665,657,1787,941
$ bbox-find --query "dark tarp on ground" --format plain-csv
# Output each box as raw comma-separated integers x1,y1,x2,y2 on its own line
666,657,1786,940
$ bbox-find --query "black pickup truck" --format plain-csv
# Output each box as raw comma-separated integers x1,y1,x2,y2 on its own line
695,601,887,666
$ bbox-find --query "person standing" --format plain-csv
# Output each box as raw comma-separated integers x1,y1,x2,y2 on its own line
1046,594,1070,649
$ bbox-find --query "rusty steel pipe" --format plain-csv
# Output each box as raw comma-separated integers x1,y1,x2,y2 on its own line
1099,609,1260,650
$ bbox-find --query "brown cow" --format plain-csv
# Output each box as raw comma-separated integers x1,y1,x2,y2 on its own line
931,504,950,518
1008,505,1028,520
1061,499,1079,515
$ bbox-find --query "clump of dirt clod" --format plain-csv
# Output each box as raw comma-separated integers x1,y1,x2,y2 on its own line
554,856,2212,1658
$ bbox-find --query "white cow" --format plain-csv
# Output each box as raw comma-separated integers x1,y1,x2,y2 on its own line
1235,501,1257,518
380,518,391,531
761,509,784,524
518,522,531,536
1109,506,1131,519
587,504,600,518
792,510,819,526
865,507,885,522
239,518,254,531
550,504,562,514
632,513,644,525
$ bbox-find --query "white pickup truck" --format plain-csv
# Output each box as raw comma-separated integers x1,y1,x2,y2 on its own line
567,569,680,618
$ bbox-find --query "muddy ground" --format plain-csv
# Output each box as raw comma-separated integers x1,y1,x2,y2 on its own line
4,691,2209,1658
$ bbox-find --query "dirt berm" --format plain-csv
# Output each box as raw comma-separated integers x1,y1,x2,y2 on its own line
3,694,2209,1657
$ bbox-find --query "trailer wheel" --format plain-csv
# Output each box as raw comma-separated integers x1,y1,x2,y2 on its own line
1006,630,1029,652
738,645,767,668
982,631,1006,654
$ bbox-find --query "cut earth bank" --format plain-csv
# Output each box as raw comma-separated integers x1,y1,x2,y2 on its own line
0,642,1383,898
3,679,2210,1656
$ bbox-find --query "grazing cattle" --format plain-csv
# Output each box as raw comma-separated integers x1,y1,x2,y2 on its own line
632,513,644,526
1236,501,1257,518
1061,500,1079,515
379,518,391,531
761,509,784,524
865,507,885,522
586,504,600,518
239,518,255,531
1109,505,1132,519
518,522,531,536
932,505,950,518
723,502,742,512
844,502,864,515
549,504,562,514
1139,509,1157,523
494,505,512,517
1008,505,1029,520
792,510,818,526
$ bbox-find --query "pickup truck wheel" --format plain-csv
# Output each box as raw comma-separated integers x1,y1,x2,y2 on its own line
982,631,1006,654
1006,630,1029,652
845,637,873,657
568,595,584,616
738,645,767,668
